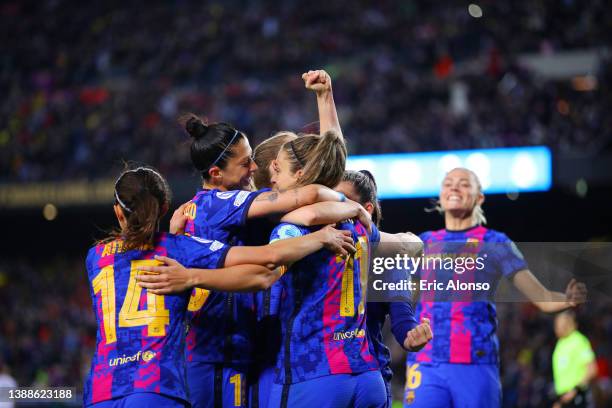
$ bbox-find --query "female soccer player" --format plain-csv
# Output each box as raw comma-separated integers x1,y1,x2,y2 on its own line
403,167,587,408
137,132,383,407
262,131,388,408
161,69,370,408
335,170,432,407
84,166,354,407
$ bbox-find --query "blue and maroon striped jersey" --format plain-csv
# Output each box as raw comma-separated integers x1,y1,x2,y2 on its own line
183,188,265,364
83,233,228,405
408,225,527,365
270,221,381,384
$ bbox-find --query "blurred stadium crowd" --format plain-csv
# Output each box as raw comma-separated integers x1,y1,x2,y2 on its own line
0,258,610,407
2,0,612,182
2,1,612,407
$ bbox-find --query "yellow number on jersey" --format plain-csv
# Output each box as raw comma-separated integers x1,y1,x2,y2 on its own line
185,202,197,220
92,260,171,342
119,260,170,337
405,363,422,390
92,265,117,344
188,288,210,312
340,254,355,317
356,236,369,315
229,373,242,406
339,236,370,317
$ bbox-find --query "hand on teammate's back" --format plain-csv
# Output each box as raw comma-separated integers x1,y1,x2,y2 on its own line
302,69,332,95
565,278,587,307
404,318,433,352
169,202,190,235
135,255,193,295
316,225,356,256
344,198,372,234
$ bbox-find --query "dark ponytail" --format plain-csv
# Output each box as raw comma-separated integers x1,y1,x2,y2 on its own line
107,166,172,250
180,113,246,180
342,169,382,227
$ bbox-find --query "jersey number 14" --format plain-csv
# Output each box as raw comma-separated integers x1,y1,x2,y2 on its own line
92,260,170,344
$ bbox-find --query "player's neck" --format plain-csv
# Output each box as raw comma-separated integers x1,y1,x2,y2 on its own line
203,182,227,191
444,213,476,231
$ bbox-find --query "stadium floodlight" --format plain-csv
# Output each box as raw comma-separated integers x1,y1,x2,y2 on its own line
346,146,552,199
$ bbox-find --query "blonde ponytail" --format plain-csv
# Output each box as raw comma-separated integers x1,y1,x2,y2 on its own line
283,130,347,188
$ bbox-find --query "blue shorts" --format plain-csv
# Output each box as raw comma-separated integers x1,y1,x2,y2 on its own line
267,371,387,408
403,363,501,408
249,365,275,408
187,361,248,408
383,376,392,408
91,392,188,408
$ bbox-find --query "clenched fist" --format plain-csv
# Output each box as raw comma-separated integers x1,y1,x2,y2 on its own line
404,318,433,352
302,69,332,95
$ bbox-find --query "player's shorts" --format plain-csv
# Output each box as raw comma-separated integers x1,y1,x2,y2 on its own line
90,392,188,407
383,375,392,407
187,361,248,408
249,365,275,408
267,370,387,408
403,362,501,408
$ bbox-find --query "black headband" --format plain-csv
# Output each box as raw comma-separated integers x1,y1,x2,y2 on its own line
289,140,305,168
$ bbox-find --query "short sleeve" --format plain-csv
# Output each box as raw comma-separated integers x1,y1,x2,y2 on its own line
369,224,380,244
207,189,263,230
578,335,596,365
85,247,97,281
172,235,230,269
492,233,528,279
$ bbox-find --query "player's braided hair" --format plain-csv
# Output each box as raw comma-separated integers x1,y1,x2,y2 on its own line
282,130,347,188
106,165,172,250
253,131,298,189
342,170,382,227
180,113,247,181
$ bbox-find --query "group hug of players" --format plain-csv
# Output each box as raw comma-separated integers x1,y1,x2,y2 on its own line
84,70,587,408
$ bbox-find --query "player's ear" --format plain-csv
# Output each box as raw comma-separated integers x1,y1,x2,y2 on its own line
208,166,222,183
114,204,127,229
364,201,374,216
295,169,304,181
477,192,485,206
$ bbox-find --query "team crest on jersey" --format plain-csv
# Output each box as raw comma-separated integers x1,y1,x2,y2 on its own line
277,224,302,240
405,390,415,405
142,350,156,362
234,190,250,207
216,191,237,200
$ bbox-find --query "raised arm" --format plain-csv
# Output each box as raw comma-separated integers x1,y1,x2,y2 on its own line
512,272,587,313
247,184,345,218
280,200,372,232
302,69,343,141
